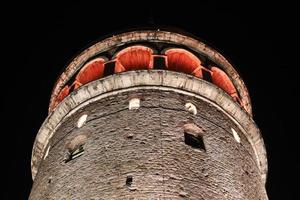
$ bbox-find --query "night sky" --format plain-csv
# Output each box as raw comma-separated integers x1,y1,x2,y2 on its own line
2,1,297,199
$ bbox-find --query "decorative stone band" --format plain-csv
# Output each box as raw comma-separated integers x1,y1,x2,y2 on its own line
49,30,252,115
32,70,267,184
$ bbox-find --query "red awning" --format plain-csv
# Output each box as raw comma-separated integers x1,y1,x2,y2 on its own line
75,58,105,85
51,85,70,111
165,48,203,78
210,66,238,99
115,46,153,73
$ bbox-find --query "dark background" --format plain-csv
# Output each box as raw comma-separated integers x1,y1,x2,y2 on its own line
2,1,297,199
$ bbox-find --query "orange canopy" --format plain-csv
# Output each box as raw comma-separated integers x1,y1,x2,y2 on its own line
165,48,203,78
75,58,105,85
115,46,153,73
210,66,239,100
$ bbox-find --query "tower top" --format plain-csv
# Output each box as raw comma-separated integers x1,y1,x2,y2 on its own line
48,29,252,115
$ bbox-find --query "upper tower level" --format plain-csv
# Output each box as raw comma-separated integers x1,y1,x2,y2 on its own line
48,30,252,115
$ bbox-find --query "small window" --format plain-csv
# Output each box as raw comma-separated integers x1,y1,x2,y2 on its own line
129,98,140,110
183,123,205,150
231,128,241,143
43,145,51,160
184,132,205,151
65,145,84,163
77,114,88,128
65,134,87,163
185,102,197,115
126,176,133,187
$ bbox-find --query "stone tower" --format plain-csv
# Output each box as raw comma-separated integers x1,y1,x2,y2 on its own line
29,30,268,199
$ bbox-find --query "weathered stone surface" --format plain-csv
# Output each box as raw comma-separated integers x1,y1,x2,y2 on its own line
31,71,267,182
29,90,267,200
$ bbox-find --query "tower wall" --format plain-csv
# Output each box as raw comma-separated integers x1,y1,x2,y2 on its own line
30,71,268,199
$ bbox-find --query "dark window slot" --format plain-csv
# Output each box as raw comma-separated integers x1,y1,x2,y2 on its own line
184,132,206,151
126,176,133,186
202,69,212,82
65,145,84,163
153,56,166,69
104,61,116,76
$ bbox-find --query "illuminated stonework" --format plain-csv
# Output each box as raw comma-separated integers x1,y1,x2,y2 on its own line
30,30,268,200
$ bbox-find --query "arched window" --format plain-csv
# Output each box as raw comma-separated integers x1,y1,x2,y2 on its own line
165,48,203,78
115,46,153,73
52,85,70,109
65,134,87,163
75,58,106,86
210,66,239,101
183,123,205,151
